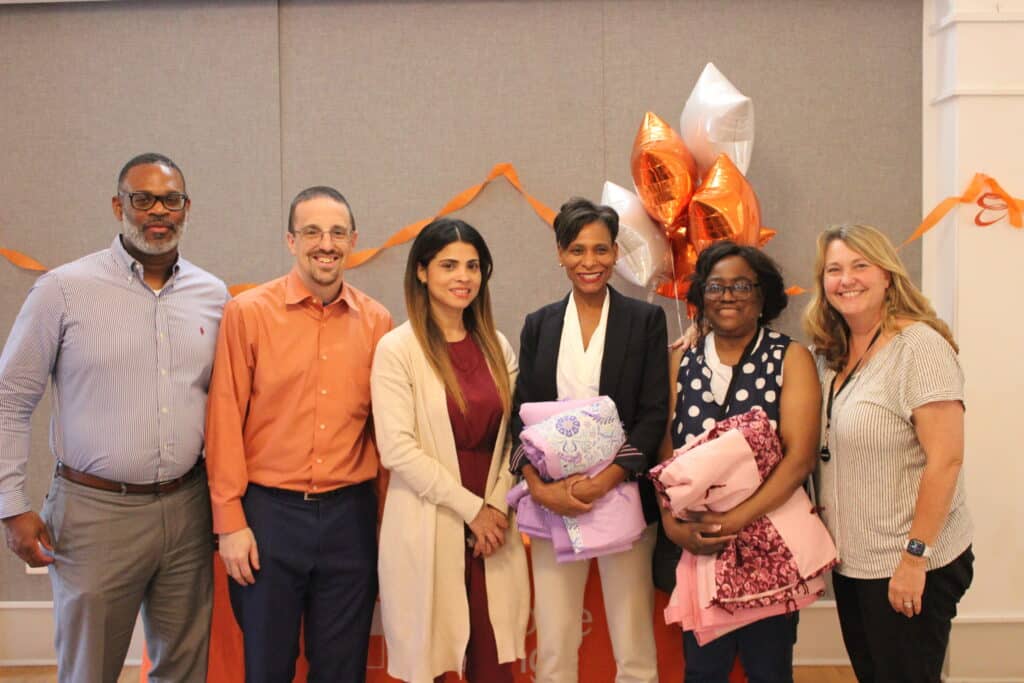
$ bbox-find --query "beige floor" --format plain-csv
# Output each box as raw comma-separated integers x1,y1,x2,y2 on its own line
0,666,856,682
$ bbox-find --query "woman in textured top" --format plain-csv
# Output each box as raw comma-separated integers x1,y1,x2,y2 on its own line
510,197,668,683
371,218,529,683
804,223,973,682
657,241,822,682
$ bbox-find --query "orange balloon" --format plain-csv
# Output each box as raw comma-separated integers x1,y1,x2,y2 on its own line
631,111,698,233
655,231,698,301
688,153,761,253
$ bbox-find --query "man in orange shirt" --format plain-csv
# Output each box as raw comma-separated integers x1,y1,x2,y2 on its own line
205,186,392,682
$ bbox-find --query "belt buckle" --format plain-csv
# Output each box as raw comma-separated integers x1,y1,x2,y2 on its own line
303,491,320,501
120,482,128,496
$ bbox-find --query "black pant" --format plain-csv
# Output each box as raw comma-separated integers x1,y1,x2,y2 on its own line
228,482,378,683
832,546,974,683
683,613,798,683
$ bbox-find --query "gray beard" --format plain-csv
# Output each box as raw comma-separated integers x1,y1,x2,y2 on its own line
121,216,187,256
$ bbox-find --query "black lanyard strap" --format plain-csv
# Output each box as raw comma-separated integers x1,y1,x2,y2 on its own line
821,327,882,461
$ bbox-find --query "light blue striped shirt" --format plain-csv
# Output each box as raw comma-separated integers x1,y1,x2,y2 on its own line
0,236,229,518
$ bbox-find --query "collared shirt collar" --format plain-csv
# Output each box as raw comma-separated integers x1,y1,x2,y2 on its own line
110,234,182,280
284,268,360,311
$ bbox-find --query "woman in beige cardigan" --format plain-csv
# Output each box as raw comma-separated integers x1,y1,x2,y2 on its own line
371,218,530,683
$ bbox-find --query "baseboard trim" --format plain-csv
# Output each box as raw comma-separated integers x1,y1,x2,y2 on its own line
0,601,144,667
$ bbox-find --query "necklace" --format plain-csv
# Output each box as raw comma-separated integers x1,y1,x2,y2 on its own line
820,326,882,462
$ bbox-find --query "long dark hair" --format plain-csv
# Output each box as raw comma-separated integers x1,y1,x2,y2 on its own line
403,218,511,413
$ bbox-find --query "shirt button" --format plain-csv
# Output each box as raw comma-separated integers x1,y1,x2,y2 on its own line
160,369,167,376
316,458,323,464
320,355,327,361
311,485,318,491
320,389,327,395
319,424,326,430
161,407,169,414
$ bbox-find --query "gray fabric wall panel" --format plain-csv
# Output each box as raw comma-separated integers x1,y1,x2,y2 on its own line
277,0,608,336
0,0,921,602
0,0,281,600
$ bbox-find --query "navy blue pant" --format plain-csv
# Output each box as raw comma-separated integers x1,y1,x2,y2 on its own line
229,482,378,683
832,547,974,683
683,613,797,683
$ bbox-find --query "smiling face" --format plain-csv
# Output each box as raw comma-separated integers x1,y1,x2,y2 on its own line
286,195,356,300
113,163,190,257
558,220,618,298
418,241,482,319
703,254,763,339
823,238,891,326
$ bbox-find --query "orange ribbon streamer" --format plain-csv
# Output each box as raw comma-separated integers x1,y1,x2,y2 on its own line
0,247,47,272
1,164,556,278
902,173,1023,247
346,162,556,268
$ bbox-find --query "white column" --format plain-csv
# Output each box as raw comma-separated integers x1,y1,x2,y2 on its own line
923,1,1024,680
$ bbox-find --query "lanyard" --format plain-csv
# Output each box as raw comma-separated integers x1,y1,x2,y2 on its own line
820,327,882,462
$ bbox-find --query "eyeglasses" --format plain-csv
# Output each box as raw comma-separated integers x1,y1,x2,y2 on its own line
120,191,188,211
294,227,354,244
704,280,760,300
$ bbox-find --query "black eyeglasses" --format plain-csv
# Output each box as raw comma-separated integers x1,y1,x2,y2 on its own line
120,191,188,211
704,280,760,300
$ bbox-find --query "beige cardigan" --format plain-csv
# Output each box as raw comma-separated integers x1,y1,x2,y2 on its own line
370,322,529,683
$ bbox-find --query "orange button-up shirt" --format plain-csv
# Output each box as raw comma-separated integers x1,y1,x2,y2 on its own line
205,269,393,533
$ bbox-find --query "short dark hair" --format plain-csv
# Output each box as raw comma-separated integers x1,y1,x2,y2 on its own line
687,240,789,327
287,186,355,234
553,197,619,250
117,153,185,191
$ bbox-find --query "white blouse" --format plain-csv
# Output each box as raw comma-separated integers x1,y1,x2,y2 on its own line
556,289,610,401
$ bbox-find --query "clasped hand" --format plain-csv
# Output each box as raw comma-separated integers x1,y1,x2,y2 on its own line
468,505,509,558
528,474,595,517
660,508,739,556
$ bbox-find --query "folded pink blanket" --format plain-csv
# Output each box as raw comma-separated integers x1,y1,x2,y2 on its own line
650,408,837,642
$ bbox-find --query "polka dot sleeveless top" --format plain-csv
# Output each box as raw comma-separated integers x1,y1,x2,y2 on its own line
671,327,790,449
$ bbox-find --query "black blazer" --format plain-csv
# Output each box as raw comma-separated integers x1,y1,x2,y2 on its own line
510,286,669,523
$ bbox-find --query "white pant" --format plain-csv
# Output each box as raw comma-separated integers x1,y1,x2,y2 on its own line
530,523,659,683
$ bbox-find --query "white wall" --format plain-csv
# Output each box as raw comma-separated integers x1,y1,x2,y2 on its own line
922,0,1024,680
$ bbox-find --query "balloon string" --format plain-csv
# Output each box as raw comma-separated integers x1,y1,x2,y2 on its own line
668,243,686,339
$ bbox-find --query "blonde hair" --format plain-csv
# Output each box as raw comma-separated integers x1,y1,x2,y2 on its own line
803,223,957,371
404,219,512,415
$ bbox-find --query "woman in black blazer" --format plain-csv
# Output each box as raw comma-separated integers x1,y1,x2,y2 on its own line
510,197,668,683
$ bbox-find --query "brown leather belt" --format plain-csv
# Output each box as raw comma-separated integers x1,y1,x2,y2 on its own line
55,460,203,495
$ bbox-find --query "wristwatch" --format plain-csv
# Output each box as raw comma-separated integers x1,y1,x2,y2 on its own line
906,538,932,558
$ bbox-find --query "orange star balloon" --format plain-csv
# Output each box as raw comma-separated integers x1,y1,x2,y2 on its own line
688,153,762,253
631,111,698,235
654,231,698,301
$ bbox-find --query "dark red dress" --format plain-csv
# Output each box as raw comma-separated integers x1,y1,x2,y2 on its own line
435,335,513,683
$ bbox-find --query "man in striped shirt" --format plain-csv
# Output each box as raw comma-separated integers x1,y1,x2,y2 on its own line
0,153,228,682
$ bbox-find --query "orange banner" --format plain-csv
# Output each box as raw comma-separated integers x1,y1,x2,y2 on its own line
4,171,1021,301
140,546,747,683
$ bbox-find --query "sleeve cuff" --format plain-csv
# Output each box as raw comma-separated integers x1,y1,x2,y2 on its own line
212,500,248,535
509,444,528,474
0,490,31,521
612,441,645,477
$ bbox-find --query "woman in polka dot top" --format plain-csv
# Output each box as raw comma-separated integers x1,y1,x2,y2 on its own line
655,241,823,682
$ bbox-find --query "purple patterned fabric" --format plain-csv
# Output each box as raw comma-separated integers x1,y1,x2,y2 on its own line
508,397,646,562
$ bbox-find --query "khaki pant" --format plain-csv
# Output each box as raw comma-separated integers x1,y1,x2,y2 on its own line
530,523,659,683
41,471,213,683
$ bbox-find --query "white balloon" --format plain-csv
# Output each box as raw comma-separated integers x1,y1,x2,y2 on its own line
680,62,754,177
601,181,671,289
